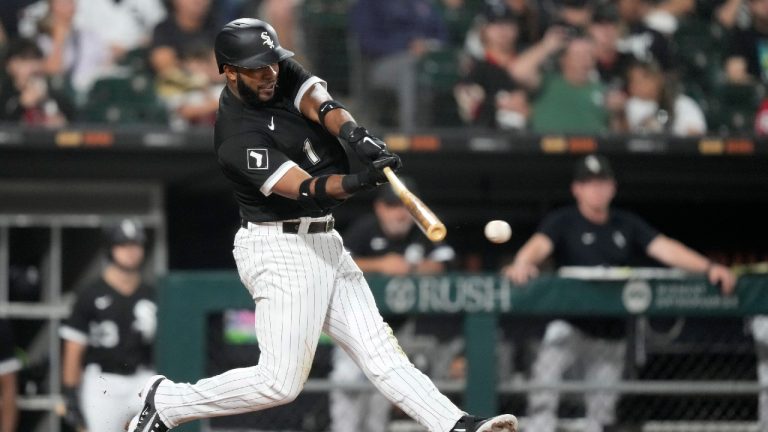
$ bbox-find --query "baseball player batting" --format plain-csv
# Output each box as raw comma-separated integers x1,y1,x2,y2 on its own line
127,18,517,432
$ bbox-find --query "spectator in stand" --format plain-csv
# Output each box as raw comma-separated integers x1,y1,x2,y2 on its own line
0,38,73,125
615,0,673,71
31,0,112,97
557,0,595,31
0,320,21,432
150,0,216,81
238,0,301,53
330,180,456,432
589,4,633,87
716,0,750,30
440,0,486,49
455,5,566,129
725,0,768,83
166,44,225,127
1,0,36,41
462,0,544,61
625,60,707,135
530,36,625,133
643,0,696,36
73,0,166,61
504,154,736,432
350,0,448,131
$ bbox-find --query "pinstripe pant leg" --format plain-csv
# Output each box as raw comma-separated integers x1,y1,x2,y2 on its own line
323,251,465,432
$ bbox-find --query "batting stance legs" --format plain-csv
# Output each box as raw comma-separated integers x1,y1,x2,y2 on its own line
147,221,465,432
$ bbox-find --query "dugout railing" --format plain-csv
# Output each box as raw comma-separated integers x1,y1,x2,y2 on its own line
156,269,768,432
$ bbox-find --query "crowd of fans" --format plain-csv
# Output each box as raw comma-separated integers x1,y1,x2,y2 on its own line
0,0,765,134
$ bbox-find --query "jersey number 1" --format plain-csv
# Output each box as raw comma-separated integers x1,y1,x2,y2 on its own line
303,139,320,165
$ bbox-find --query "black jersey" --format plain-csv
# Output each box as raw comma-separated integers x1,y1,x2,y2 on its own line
60,278,156,374
538,206,659,267
537,206,659,339
0,319,21,375
214,59,350,222
344,214,455,264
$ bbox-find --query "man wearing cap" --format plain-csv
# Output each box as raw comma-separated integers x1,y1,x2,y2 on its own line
504,154,735,432
58,219,157,432
344,180,455,276
127,18,519,432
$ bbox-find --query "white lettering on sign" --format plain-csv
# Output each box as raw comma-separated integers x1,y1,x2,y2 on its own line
384,276,512,313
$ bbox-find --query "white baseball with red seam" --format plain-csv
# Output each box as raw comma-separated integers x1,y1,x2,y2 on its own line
484,220,512,244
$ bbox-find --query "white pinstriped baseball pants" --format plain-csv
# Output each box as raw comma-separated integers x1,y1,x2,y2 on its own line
152,217,465,431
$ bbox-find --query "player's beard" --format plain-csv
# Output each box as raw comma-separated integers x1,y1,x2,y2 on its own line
237,73,274,108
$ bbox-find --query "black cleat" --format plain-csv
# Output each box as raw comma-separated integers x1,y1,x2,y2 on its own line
451,414,518,432
126,375,170,432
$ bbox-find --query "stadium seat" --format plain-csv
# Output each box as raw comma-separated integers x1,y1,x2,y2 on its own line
673,17,724,92
302,0,351,95
416,49,462,127
81,75,168,125
708,83,764,133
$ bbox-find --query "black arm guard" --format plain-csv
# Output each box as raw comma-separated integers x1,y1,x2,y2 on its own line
297,176,343,214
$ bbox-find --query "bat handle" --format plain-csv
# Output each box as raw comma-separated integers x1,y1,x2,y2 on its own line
382,167,402,191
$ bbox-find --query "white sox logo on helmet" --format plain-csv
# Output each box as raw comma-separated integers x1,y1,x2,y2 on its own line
261,32,275,49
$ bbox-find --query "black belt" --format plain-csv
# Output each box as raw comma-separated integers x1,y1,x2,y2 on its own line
241,218,334,233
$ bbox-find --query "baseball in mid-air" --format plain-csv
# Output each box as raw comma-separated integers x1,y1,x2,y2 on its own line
484,220,512,244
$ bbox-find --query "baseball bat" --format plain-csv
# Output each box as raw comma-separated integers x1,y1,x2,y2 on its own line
382,167,447,242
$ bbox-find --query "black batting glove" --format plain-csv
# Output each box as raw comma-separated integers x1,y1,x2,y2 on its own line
372,153,402,173
341,154,402,194
341,125,395,164
61,387,87,431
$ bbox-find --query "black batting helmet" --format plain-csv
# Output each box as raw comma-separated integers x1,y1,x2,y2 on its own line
214,18,294,73
105,219,146,247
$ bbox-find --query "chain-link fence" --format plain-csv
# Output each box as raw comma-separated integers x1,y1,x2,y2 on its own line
204,311,765,432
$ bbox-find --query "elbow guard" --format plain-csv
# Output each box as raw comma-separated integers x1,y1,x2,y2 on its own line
297,176,344,214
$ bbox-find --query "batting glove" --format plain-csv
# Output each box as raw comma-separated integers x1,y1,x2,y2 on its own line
61,386,87,431
341,125,395,164
341,154,401,194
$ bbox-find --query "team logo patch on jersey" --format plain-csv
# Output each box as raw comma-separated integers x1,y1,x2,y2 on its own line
247,148,269,170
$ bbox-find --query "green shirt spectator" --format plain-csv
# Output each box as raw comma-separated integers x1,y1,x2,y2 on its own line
530,36,624,134
531,72,608,133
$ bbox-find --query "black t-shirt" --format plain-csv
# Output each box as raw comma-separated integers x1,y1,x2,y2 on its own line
344,214,455,263
214,59,350,222
0,319,21,375
617,23,672,71
151,18,217,58
726,26,768,81
538,206,660,338
460,56,524,128
60,278,156,374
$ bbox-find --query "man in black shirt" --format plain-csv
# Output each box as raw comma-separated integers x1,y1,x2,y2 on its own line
344,181,456,275
127,18,518,432
59,219,157,432
504,154,735,432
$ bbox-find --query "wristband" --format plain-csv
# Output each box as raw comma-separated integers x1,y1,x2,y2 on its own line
341,172,377,194
318,100,346,131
